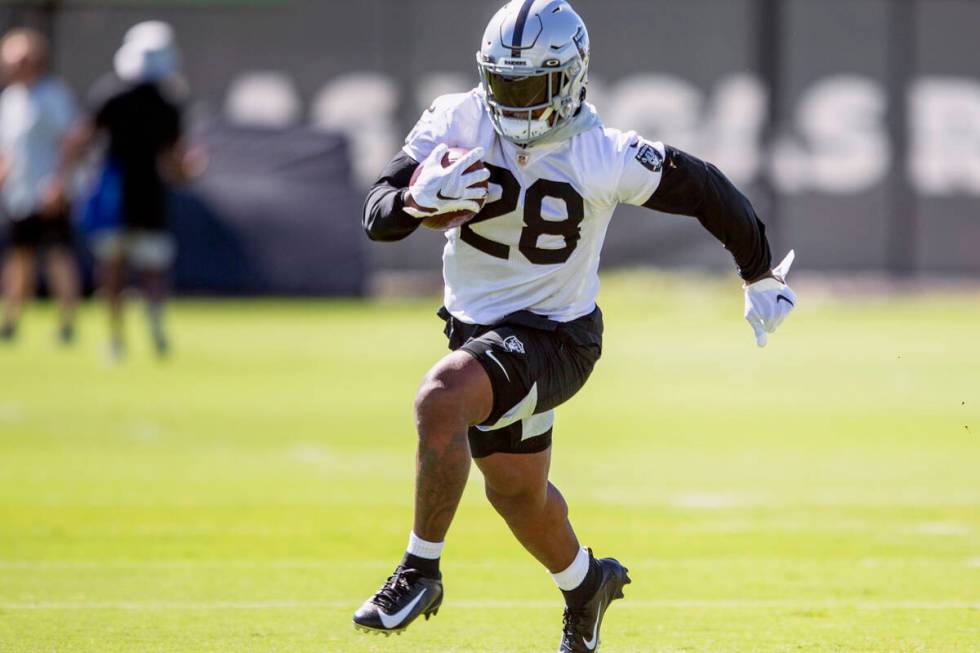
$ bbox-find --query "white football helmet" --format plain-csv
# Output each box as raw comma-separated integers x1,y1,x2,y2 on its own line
477,0,590,146
114,21,180,83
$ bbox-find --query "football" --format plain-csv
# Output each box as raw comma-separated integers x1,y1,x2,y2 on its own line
410,146,488,230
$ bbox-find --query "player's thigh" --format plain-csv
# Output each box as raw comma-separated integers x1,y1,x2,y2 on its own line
416,350,494,427
475,446,552,500
459,325,598,427
536,339,601,414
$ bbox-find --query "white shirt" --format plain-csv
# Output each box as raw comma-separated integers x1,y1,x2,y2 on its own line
403,88,664,324
0,76,76,220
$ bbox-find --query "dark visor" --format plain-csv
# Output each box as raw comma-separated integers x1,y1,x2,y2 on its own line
487,71,561,108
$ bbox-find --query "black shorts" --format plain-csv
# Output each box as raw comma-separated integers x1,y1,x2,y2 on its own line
439,306,603,459
7,212,74,248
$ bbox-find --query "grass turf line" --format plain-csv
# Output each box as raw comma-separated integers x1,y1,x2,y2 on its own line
0,272,977,652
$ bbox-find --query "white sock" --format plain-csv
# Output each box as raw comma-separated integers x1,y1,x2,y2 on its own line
407,532,444,560
551,546,590,591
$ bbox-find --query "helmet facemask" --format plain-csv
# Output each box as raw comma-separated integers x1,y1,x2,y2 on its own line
477,55,586,146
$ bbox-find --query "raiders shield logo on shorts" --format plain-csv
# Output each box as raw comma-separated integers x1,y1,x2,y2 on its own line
503,335,526,354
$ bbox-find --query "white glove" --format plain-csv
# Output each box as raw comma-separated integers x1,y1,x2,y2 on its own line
404,144,490,219
744,250,797,348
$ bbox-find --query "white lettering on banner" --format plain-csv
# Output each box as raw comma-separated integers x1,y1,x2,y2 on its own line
771,75,890,194
603,74,705,166
910,77,980,195
599,73,767,186
225,72,301,128
414,72,472,115
700,74,768,186
310,73,400,186
227,71,980,196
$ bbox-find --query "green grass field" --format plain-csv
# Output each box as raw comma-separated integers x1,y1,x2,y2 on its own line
0,272,977,652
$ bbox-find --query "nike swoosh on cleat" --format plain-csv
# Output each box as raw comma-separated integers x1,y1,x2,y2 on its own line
377,588,426,630
776,294,795,307
583,602,602,650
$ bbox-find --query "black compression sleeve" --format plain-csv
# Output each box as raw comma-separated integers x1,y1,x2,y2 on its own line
643,146,772,281
362,151,422,242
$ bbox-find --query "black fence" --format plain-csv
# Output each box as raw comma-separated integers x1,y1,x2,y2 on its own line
2,0,978,288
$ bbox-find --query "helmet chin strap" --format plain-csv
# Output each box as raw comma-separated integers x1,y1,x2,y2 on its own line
498,107,556,144
523,100,601,148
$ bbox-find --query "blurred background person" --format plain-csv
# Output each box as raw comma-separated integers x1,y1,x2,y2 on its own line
0,27,79,344
55,20,197,360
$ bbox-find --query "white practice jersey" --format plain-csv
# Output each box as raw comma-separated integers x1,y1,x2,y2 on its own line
404,88,664,325
0,76,76,220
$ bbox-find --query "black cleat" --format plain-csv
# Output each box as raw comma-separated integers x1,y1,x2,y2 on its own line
558,556,631,652
0,322,15,342
57,323,75,346
152,331,170,358
353,566,443,635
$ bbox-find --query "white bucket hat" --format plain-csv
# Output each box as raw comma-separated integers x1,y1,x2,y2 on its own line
114,20,180,83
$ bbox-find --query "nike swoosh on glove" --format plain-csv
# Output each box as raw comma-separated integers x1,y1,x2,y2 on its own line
744,250,797,348
404,144,491,219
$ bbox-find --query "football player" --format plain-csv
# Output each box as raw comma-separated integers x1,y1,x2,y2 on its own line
356,1,797,651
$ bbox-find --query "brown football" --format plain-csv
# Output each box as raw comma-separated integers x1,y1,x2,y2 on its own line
409,147,488,230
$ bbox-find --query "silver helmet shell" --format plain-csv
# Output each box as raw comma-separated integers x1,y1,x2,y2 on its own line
477,0,590,146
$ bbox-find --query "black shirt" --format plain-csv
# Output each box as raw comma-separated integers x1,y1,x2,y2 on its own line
88,74,183,229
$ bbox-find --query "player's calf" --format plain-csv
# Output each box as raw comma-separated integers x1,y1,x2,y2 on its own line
411,351,492,541
354,353,493,636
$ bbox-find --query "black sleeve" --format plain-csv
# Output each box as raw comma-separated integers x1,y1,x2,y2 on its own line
159,82,186,148
163,100,182,149
362,151,423,242
86,73,120,127
643,145,772,281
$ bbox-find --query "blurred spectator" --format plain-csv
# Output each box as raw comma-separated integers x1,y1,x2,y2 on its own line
55,21,200,360
0,28,80,344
